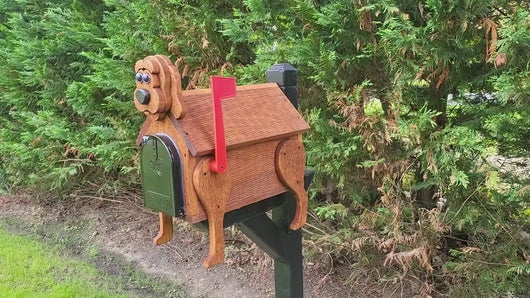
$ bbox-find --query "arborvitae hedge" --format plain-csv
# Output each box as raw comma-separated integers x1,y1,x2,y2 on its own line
1,0,528,295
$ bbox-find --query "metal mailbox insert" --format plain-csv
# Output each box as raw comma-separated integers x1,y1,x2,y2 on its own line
140,134,185,217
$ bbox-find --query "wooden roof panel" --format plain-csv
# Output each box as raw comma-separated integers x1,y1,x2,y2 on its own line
175,83,309,156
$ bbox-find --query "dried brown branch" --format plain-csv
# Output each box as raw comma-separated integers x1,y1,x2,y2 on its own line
383,244,433,274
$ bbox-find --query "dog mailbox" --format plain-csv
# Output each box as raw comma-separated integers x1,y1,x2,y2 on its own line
134,55,310,268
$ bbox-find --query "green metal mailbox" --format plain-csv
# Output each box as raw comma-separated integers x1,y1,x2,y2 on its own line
140,134,185,218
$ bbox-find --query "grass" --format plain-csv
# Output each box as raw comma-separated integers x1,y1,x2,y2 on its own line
0,224,129,297
0,222,184,298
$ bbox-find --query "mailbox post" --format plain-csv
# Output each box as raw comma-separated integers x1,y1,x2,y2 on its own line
266,63,304,297
134,56,312,297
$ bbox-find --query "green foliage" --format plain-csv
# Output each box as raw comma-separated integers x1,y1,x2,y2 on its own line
0,0,247,192
315,203,347,220
220,0,530,294
0,0,108,191
0,0,529,295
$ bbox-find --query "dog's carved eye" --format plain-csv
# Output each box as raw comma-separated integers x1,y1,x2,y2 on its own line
142,73,151,84
135,72,142,82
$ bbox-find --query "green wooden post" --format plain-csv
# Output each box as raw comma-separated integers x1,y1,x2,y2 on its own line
268,63,303,298
236,171,313,298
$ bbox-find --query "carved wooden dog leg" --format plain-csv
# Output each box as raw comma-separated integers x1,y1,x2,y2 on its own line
275,138,308,231
193,157,231,268
153,212,173,245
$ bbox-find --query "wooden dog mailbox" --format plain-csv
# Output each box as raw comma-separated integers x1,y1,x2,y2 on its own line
134,55,310,268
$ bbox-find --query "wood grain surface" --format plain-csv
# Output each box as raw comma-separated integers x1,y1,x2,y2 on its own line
193,157,231,268
153,212,173,245
142,116,292,223
156,55,186,119
137,81,310,224
275,138,308,230
136,116,152,146
176,83,309,156
134,56,169,117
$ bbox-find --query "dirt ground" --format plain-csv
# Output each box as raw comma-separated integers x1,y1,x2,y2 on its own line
0,194,356,298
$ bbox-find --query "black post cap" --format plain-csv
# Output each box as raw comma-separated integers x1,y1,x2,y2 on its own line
267,63,298,108
266,63,297,87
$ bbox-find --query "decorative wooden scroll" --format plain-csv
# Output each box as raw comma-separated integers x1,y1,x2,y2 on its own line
275,138,308,230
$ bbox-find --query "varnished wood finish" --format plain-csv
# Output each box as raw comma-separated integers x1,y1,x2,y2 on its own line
136,116,152,146
157,55,186,119
134,56,169,117
275,138,308,230
224,139,288,213
134,55,186,120
152,56,171,113
188,139,289,223
142,114,292,224
193,157,231,268
177,83,309,156
153,212,173,245
135,56,312,269
135,57,160,73
158,115,289,224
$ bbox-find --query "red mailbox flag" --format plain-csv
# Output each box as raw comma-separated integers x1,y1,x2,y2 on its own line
210,76,236,174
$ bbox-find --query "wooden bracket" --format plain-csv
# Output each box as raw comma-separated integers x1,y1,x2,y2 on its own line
153,212,173,245
193,157,231,268
275,138,308,230
136,116,152,146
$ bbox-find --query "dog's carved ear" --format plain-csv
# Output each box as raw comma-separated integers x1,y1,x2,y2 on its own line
155,55,186,119
151,56,171,114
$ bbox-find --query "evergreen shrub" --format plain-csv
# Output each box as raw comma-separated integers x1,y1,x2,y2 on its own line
0,0,528,294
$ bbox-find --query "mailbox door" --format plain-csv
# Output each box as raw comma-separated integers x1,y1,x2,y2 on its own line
140,134,185,217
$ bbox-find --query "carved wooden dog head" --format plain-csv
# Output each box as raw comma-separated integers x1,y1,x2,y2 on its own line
134,55,185,120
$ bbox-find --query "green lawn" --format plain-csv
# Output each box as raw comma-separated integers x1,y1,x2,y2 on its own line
0,225,134,298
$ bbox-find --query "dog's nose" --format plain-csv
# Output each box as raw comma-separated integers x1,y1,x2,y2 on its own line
135,89,150,104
